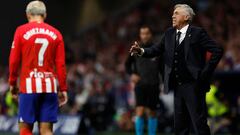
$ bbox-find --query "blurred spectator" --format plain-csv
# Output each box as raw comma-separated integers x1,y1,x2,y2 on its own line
206,81,231,134
82,79,115,131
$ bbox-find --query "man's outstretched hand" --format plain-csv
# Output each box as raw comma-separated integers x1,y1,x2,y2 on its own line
129,41,143,56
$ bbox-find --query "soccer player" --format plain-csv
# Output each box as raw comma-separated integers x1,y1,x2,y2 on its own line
125,26,162,135
8,1,67,135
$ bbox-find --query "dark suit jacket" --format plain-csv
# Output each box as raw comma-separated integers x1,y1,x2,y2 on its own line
143,25,223,93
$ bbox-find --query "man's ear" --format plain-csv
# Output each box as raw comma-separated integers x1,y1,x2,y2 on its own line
184,15,190,22
43,13,47,20
26,13,30,20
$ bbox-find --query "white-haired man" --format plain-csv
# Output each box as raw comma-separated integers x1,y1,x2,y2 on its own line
9,1,67,135
130,4,223,135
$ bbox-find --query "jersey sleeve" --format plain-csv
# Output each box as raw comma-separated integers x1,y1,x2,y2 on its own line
9,27,22,86
55,33,67,92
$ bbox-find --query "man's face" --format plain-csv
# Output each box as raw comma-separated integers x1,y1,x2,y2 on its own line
140,27,152,44
172,7,189,29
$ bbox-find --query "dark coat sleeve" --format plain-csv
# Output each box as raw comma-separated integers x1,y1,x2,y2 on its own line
199,28,223,80
143,34,165,58
156,56,164,82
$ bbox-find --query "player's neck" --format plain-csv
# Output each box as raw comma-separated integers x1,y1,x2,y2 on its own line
28,17,44,23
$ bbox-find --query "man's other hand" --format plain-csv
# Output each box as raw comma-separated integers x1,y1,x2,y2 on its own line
58,91,68,107
10,85,18,100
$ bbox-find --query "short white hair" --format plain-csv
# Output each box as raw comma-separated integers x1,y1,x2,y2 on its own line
174,4,195,22
26,0,46,16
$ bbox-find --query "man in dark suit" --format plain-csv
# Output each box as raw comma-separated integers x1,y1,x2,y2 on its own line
130,4,223,135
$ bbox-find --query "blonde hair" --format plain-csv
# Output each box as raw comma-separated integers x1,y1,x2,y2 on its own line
174,4,195,22
26,0,46,16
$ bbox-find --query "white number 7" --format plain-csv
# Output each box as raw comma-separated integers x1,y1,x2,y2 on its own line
35,38,49,66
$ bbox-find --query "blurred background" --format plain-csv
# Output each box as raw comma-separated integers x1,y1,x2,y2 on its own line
0,0,240,135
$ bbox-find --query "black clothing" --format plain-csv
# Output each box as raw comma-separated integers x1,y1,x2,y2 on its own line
170,38,194,87
134,84,160,110
143,26,223,93
142,25,223,135
174,82,210,135
125,42,162,110
125,42,162,85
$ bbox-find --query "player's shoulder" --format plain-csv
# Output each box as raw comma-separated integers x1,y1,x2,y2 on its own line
44,23,62,35
15,23,29,32
20,22,61,33
44,23,64,41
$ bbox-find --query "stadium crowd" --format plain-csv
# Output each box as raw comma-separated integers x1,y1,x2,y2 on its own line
0,0,240,134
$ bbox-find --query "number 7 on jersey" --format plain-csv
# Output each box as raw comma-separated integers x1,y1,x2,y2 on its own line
35,38,49,66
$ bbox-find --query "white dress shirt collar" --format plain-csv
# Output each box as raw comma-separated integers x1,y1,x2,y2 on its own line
176,24,189,34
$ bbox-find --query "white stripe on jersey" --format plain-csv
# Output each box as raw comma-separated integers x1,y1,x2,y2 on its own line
26,78,32,93
45,78,52,93
53,78,57,93
36,78,42,93
25,77,57,94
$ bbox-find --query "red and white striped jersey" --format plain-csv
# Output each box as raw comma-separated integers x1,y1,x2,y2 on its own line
9,21,67,94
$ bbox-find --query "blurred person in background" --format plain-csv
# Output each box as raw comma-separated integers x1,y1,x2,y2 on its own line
130,4,223,135
8,1,67,135
125,25,162,135
5,91,18,116
206,81,231,134
83,78,115,132
232,96,240,133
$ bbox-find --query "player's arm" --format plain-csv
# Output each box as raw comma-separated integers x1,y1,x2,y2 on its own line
55,33,68,106
9,28,22,98
55,34,67,92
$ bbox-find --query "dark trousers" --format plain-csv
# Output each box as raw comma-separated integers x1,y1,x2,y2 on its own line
173,81,211,135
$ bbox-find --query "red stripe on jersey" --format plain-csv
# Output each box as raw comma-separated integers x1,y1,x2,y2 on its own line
32,78,36,93
41,78,46,93
50,78,55,93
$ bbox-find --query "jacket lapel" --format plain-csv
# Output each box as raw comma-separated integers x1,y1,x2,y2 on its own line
184,25,192,60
